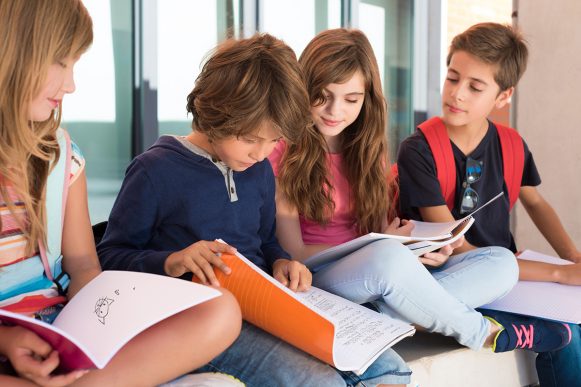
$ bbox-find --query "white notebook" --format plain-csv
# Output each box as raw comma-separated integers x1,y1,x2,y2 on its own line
481,250,581,323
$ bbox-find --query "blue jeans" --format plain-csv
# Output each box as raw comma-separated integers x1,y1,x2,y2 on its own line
536,323,581,387
196,322,411,386
313,240,518,350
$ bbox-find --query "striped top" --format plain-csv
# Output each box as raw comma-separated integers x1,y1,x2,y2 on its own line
0,141,84,284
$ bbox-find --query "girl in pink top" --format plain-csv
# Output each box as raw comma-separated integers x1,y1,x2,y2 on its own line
269,28,531,359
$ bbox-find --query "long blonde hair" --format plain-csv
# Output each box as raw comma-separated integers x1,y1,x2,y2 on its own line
278,28,395,234
0,0,93,254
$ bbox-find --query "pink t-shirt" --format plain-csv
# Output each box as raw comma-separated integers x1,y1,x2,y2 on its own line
268,141,358,246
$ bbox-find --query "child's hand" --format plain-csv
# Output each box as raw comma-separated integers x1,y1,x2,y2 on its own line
383,217,415,236
272,259,312,292
0,326,88,386
419,237,463,267
165,241,236,286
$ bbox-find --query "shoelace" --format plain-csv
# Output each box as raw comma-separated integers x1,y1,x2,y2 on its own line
512,323,533,348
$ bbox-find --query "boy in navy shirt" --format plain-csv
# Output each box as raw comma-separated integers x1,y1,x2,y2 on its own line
398,23,580,386
99,33,412,387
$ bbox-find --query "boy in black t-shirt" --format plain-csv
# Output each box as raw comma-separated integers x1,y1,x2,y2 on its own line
398,22,581,387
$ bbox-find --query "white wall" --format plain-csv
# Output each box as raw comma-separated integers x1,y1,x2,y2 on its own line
514,0,581,255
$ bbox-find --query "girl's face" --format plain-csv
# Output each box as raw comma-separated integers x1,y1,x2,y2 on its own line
212,121,282,172
311,70,365,151
29,56,79,122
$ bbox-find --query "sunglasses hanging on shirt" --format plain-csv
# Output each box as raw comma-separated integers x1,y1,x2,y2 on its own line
459,157,483,214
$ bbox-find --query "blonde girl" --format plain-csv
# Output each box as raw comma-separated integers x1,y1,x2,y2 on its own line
0,1,240,386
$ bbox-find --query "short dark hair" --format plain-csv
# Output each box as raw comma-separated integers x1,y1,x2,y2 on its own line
447,22,529,91
186,33,310,144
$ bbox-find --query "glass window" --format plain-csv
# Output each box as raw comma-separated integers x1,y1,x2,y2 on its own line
261,0,341,57
60,0,415,223
157,0,237,136
358,0,414,159
62,0,133,223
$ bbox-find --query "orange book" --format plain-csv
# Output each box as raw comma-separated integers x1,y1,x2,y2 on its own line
206,246,415,374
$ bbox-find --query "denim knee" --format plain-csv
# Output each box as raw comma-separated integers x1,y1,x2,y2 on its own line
355,239,426,284
200,322,347,387
340,348,411,386
486,246,519,297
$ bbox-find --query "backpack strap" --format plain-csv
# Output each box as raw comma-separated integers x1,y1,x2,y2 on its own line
38,128,71,288
495,123,524,210
418,117,456,210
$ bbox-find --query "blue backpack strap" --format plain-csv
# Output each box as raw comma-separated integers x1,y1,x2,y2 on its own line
38,128,71,293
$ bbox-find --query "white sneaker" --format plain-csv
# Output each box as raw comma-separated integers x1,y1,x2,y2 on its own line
160,372,245,387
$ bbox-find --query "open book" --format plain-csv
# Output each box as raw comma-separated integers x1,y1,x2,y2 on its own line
0,271,221,372
304,192,503,270
209,248,415,375
481,250,581,323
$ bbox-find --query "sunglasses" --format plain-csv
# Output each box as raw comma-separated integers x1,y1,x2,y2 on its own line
459,157,483,214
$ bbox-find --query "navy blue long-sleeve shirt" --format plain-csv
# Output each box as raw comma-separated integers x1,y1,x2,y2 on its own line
97,135,289,276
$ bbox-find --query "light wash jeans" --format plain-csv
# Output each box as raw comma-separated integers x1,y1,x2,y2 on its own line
313,239,518,350
196,321,411,386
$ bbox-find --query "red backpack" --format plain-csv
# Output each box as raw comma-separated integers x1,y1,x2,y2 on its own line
392,117,524,212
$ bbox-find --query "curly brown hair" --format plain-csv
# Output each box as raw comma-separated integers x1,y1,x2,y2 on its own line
186,33,311,144
447,22,528,91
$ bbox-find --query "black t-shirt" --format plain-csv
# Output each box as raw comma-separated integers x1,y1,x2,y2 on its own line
397,120,541,252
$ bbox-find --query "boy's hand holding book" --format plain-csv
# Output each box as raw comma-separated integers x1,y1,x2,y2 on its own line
272,258,312,292
164,240,237,286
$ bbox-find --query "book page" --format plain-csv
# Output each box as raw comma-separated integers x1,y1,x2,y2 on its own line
53,271,221,369
212,246,414,373
406,217,474,256
407,218,463,240
517,249,570,265
296,288,415,374
481,250,581,323
304,218,475,269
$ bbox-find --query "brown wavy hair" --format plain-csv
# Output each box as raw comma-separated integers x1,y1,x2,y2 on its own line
186,33,310,144
448,23,528,91
278,28,395,234
0,0,93,255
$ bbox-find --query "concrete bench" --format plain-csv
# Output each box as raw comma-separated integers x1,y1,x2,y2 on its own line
393,332,539,387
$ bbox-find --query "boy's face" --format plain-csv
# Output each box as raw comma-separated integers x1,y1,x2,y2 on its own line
442,51,513,129
212,121,282,172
